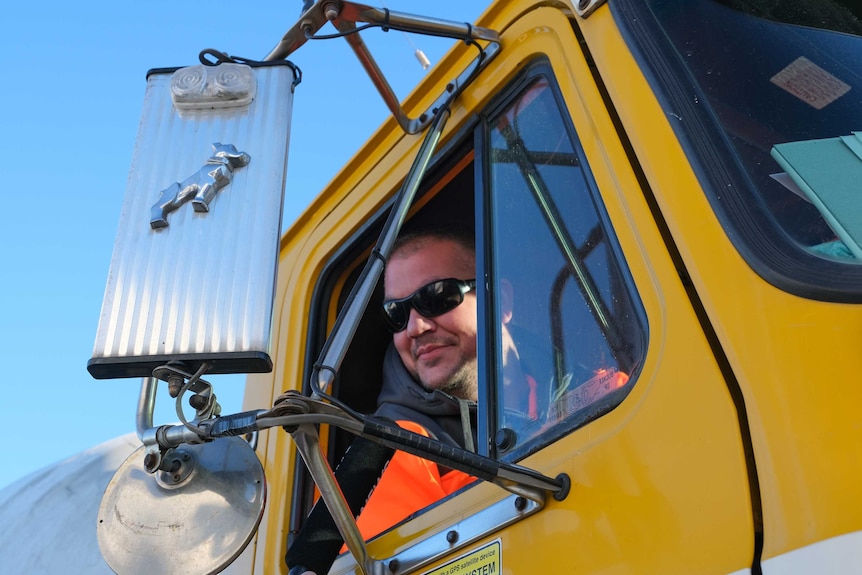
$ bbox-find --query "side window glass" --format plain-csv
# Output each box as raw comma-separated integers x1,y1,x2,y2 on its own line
487,74,646,457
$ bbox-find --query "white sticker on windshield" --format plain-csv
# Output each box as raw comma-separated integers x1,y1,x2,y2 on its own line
770,56,850,110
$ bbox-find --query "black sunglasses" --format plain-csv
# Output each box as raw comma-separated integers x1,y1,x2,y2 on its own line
382,278,476,333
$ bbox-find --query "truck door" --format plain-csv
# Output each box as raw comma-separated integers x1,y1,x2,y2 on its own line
274,5,759,574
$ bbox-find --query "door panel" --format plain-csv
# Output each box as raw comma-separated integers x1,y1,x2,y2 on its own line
326,7,755,574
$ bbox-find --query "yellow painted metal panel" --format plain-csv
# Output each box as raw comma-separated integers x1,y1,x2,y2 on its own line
239,1,777,573
580,2,862,561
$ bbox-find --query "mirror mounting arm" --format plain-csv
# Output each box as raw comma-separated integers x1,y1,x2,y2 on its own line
264,1,500,134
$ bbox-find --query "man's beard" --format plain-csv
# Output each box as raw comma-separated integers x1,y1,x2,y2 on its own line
430,358,478,401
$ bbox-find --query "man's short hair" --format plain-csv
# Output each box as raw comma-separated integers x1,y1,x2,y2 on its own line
391,224,475,260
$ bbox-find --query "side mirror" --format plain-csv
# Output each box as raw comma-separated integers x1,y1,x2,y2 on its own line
98,436,265,574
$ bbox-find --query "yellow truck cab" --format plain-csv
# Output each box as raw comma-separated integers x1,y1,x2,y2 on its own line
42,1,862,574
246,1,862,572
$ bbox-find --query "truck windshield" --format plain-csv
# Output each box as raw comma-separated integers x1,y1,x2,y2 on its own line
613,0,862,301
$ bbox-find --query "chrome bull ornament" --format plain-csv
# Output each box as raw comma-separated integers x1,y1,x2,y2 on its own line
150,143,251,229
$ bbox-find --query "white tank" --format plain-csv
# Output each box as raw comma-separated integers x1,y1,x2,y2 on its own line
0,434,140,574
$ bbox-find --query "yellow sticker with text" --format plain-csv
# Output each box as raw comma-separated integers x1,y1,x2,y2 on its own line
423,539,501,575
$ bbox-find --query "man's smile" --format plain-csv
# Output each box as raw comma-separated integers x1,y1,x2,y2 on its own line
414,341,450,362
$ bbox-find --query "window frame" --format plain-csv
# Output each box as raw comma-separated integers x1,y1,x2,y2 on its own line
476,59,647,462
289,57,648,561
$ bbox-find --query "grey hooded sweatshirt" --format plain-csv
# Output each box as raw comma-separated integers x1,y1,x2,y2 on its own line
374,343,478,452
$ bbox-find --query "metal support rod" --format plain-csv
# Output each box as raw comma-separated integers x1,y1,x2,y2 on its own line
157,423,210,448
291,423,377,575
338,21,409,132
496,123,622,350
136,373,210,453
264,1,499,133
264,1,498,61
314,106,451,395
333,12,497,133
344,4,499,42
136,377,158,441
258,394,568,501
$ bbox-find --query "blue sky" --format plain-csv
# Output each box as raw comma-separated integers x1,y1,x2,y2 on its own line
0,1,483,490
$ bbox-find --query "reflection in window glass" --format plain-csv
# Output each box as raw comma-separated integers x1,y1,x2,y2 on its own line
648,0,862,262
610,0,862,302
487,76,646,457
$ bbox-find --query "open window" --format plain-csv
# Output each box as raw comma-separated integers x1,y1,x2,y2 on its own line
288,60,646,555
288,151,479,547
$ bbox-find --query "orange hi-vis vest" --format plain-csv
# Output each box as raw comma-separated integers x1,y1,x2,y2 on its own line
349,420,475,543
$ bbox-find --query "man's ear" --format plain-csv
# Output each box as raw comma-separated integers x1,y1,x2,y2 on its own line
500,278,514,324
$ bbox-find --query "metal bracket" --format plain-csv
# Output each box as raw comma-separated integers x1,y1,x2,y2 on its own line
574,0,608,19
292,423,378,574
134,364,229,474
263,1,501,133
377,494,542,575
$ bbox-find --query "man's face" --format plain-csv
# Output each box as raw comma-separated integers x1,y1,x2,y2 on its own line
384,238,478,401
